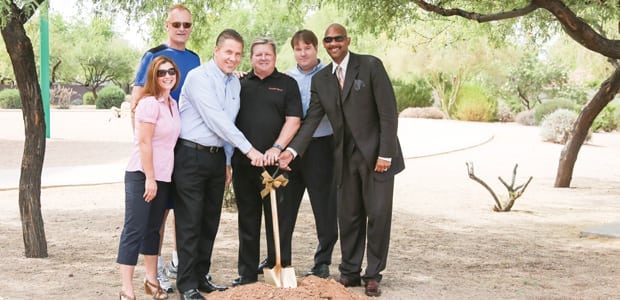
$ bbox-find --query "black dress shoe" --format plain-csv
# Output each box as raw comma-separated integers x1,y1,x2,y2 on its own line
198,275,228,293
306,264,330,278
180,288,205,300
232,276,258,287
257,259,273,274
364,278,381,297
337,275,361,287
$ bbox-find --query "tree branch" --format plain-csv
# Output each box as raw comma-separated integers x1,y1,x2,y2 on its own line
414,0,538,23
466,162,502,211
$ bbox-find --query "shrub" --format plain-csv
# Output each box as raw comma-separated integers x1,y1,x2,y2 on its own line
515,110,535,126
393,78,433,113
454,84,497,122
82,91,95,105
399,107,446,119
540,109,591,144
95,85,126,109
591,105,618,132
496,101,514,122
71,98,83,106
533,98,576,125
0,88,21,109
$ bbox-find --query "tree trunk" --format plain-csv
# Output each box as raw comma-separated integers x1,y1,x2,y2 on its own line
555,67,620,187
1,2,48,258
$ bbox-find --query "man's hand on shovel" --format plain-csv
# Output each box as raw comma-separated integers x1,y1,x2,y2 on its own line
277,150,294,171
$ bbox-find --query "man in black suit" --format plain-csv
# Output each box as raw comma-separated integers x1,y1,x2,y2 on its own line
279,23,405,297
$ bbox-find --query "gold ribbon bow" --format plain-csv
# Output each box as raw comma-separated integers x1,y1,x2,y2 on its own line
260,170,289,199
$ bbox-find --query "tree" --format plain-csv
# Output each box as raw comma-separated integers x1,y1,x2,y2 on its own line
335,0,620,187
0,0,48,257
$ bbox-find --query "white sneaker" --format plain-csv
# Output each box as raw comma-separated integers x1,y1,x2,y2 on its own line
157,266,174,293
165,261,178,279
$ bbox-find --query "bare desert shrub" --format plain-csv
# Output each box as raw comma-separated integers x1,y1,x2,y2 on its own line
399,107,446,119
515,110,535,126
540,108,591,144
496,101,515,122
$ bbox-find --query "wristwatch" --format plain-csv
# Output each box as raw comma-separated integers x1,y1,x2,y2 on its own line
272,143,284,151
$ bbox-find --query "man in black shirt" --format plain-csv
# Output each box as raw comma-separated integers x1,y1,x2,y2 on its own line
231,37,302,286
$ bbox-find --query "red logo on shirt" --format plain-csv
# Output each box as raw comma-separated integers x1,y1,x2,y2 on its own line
268,87,284,92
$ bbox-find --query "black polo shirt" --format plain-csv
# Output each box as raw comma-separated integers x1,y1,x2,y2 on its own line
236,68,302,153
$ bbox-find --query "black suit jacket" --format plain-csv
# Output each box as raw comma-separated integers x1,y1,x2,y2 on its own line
289,52,405,185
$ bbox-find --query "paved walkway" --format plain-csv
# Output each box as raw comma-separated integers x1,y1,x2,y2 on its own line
0,118,493,190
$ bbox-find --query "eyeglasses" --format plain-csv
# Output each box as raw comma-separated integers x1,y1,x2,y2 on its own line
170,22,192,29
157,68,177,77
323,35,346,43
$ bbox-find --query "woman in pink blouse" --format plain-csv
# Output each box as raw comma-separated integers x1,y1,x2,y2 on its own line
117,56,181,300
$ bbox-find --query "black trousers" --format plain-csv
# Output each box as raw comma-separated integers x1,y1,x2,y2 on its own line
281,135,338,267
117,171,170,265
232,162,285,279
338,147,394,282
173,144,226,292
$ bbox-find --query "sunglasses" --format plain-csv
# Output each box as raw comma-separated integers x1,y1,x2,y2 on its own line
323,35,346,43
170,22,192,29
157,68,177,77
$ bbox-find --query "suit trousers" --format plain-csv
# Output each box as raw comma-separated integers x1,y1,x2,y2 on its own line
117,171,170,265
338,147,394,281
173,145,226,292
283,135,338,266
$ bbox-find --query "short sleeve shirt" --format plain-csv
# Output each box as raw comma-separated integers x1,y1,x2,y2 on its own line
236,69,302,152
126,96,181,182
134,45,201,102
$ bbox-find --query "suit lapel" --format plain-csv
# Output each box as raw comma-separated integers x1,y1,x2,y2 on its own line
341,53,358,102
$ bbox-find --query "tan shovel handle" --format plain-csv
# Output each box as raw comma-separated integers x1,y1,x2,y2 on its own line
269,188,282,268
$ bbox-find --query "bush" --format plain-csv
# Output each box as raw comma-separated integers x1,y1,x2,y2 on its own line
82,91,95,105
454,84,496,122
95,85,126,109
540,109,591,144
0,88,21,109
496,101,514,122
534,98,576,125
71,98,83,106
399,107,446,119
515,110,535,126
393,78,433,113
592,105,618,132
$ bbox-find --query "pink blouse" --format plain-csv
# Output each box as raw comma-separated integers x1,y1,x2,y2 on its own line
126,96,181,182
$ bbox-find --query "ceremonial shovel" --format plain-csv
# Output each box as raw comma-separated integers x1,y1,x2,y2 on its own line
260,169,297,288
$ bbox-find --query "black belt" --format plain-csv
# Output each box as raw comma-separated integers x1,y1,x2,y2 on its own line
178,139,222,153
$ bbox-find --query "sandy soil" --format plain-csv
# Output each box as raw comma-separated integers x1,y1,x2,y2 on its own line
1,109,619,299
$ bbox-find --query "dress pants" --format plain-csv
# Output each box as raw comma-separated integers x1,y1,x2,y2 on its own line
282,135,338,267
232,163,282,279
338,145,394,282
173,145,226,292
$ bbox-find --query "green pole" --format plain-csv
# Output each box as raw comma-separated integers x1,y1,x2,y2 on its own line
40,0,50,138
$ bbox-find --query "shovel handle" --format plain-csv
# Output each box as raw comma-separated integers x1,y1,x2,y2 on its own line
269,188,282,268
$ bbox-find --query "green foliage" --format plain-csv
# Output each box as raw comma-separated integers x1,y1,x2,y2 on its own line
0,88,21,109
534,98,576,125
503,53,568,110
95,85,126,109
591,105,618,132
393,78,433,112
454,84,496,122
540,109,591,144
82,91,95,105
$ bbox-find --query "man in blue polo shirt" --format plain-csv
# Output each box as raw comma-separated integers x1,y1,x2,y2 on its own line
131,4,200,293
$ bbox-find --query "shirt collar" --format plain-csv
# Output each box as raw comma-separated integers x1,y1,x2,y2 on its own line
331,52,350,74
296,59,323,75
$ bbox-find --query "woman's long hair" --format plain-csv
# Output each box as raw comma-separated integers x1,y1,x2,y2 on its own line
133,56,180,111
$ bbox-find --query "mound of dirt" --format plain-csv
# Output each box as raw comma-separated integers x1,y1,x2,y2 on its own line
206,276,369,299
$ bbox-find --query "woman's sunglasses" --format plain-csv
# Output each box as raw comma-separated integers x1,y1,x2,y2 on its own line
157,68,177,77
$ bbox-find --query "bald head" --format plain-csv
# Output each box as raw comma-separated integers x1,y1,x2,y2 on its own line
325,23,347,37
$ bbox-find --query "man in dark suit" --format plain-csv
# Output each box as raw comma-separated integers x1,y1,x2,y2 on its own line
278,23,405,297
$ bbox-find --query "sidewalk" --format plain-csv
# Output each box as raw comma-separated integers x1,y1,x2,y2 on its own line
0,118,493,190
